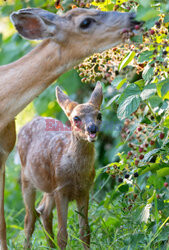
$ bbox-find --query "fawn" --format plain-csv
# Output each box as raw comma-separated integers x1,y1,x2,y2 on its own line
17,82,103,249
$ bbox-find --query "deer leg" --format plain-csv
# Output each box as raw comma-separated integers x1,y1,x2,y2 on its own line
54,193,68,250
22,177,36,249
76,194,90,250
37,193,55,248
0,161,7,250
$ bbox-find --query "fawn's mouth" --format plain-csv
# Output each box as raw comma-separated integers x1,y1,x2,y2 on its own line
88,132,97,142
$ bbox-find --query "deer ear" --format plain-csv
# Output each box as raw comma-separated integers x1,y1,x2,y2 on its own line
56,87,78,117
89,82,103,109
10,8,64,41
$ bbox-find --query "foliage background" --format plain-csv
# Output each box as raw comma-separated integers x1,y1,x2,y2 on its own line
0,0,169,249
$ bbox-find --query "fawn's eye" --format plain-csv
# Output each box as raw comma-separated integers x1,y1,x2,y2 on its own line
73,116,81,123
97,113,102,121
80,18,95,29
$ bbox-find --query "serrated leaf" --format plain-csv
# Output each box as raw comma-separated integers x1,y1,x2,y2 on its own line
117,95,140,120
138,50,154,63
148,95,163,109
143,149,160,162
140,84,156,100
118,51,135,71
142,64,154,82
161,79,169,97
156,79,169,98
118,84,141,104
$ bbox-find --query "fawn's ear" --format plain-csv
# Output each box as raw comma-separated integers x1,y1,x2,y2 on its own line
10,8,65,42
89,82,103,109
56,87,78,117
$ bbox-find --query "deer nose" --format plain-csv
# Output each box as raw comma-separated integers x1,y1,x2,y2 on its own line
87,124,98,134
129,13,144,29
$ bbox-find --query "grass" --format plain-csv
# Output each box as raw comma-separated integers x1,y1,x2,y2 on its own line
4,150,169,250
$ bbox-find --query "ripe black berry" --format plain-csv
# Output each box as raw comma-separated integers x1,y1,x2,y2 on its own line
125,174,130,179
162,51,167,55
134,172,139,177
118,177,123,183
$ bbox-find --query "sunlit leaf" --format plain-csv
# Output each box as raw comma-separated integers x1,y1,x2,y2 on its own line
118,51,135,71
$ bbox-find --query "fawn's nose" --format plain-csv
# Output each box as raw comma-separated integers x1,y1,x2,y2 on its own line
87,124,98,134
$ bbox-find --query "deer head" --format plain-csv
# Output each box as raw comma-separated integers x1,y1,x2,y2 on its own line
56,82,103,142
10,8,140,55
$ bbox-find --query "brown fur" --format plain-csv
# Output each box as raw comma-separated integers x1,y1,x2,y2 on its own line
0,7,138,249
17,83,103,249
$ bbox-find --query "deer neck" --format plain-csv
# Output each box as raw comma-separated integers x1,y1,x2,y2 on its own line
0,39,83,130
69,132,95,161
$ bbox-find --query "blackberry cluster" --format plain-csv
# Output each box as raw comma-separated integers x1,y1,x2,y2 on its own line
76,15,168,84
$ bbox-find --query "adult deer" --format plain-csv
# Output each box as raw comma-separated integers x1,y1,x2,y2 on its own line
0,7,141,249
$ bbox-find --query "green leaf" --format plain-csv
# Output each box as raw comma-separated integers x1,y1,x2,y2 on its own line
118,51,135,71
145,17,160,29
117,95,140,120
105,95,120,108
103,217,121,229
0,33,2,46
157,167,169,177
142,64,154,82
161,79,169,97
148,95,163,109
134,79,145,88
138,51,154,63
57,69,81,94
111,76,127,89
140,84,156,100
139,163,159,175
118,184,129,193
148,175,164,189
164,16,169,23
118,84,141,104
143,149,160,162
131,35,143,44
136,6,160,21
141,117,152,124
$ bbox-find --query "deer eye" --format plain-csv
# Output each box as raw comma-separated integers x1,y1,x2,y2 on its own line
73,116,81,122
80,18,95,29
97,113,102,121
